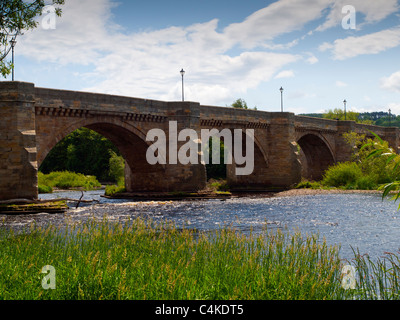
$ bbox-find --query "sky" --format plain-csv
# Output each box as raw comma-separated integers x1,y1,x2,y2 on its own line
4,0,400,115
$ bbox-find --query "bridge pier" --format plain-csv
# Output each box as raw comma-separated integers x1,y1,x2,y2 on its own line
0,82,38,200
226,113,302,190
124,101,207,193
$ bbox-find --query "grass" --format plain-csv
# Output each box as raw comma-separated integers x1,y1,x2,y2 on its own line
0,217,353,300
104,177,126,196
38,171,102,193
295,179,325,190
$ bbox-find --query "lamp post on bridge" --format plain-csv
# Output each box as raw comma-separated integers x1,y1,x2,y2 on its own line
343,99,347,120
10,37,17,81
180,68,185,102
280,87,284,112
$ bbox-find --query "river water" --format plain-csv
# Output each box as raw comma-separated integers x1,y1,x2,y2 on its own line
2,190,400,261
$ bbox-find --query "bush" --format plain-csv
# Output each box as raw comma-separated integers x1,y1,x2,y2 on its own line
109,151,125,183
38,184,53,194
38,171,101,192
104,184,126,196
295,180,322,189
354,175,378,190
321,162,363,188
208,179,230,192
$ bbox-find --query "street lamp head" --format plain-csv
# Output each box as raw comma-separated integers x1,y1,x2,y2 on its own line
343,99,347,104
180,68,185,77
10,38,17,47
280,87,284,92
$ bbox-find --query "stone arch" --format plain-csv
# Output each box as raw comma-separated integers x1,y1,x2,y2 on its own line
225,129,270,190
36,116,167,192
201,128,268,182
296,133,335,181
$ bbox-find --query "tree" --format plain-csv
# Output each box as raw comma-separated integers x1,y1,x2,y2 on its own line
323,108,359,121
362,132,400,209
323,108,374,124
230,98,257,110
40,128,121,182
0,0,65,77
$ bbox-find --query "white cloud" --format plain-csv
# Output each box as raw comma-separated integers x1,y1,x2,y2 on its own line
387,102,400,115
318,42,334,52
381,71,400,93
18,0,306,105
322,26,400,60
16,0,399,107
275,70,295,79
306,54,318,64
223,0,328,49
315,0,399,31
335,81,347,87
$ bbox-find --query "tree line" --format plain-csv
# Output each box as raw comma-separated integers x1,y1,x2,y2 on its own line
301,110,398,127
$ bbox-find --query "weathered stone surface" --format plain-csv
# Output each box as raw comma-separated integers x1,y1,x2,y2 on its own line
1,81,399,200
0,82,37,200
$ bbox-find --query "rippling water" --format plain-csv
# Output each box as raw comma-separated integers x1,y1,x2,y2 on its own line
2,190,400,261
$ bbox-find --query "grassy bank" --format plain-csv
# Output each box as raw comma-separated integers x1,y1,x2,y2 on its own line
38,171,102,194
0,217,351,300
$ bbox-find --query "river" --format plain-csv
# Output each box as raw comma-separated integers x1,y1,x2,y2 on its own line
2,190,400,261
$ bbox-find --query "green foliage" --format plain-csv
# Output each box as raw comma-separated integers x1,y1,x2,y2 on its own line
321,132,399,190
323,108,359,121
208,179,230,192
349,248,400,300
40,128,121,182
230,98,257,110
38,171,101,192
108,151,125,184
363,131,400,209
295,179,323,189
1,0,65,77
104,184,126,197
38,184,53,194
0,218,350,300
344,132,400,184
321,162,363,189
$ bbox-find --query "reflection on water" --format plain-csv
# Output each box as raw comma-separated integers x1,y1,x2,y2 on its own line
1,190,400,260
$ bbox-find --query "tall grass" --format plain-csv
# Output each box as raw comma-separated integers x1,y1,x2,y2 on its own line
38,171,101,193
0,218,351,300
348,249,400,300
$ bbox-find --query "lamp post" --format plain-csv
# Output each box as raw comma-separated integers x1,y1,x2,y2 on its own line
280,87,284,112
180,68,185,102
10,37,17,81
343,99,347,120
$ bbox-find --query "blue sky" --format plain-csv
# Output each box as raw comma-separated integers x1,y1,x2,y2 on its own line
5,0,400,114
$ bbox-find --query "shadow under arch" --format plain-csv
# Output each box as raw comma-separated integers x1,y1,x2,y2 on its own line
37,118,167,192
297,133,335,181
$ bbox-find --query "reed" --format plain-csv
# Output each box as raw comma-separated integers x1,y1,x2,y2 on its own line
0,217,354,300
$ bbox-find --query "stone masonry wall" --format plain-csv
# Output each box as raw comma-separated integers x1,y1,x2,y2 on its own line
0,82,38,200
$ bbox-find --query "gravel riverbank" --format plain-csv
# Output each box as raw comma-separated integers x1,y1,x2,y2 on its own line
273,188,383,198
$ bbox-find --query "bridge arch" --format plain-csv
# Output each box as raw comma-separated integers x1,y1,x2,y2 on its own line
296,132,335,181
36,116,167,192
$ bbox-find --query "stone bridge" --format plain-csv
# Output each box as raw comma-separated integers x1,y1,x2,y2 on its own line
1,81,399,200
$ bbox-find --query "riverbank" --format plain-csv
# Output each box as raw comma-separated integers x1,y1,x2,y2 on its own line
273,188,383,198
104,187,384,202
